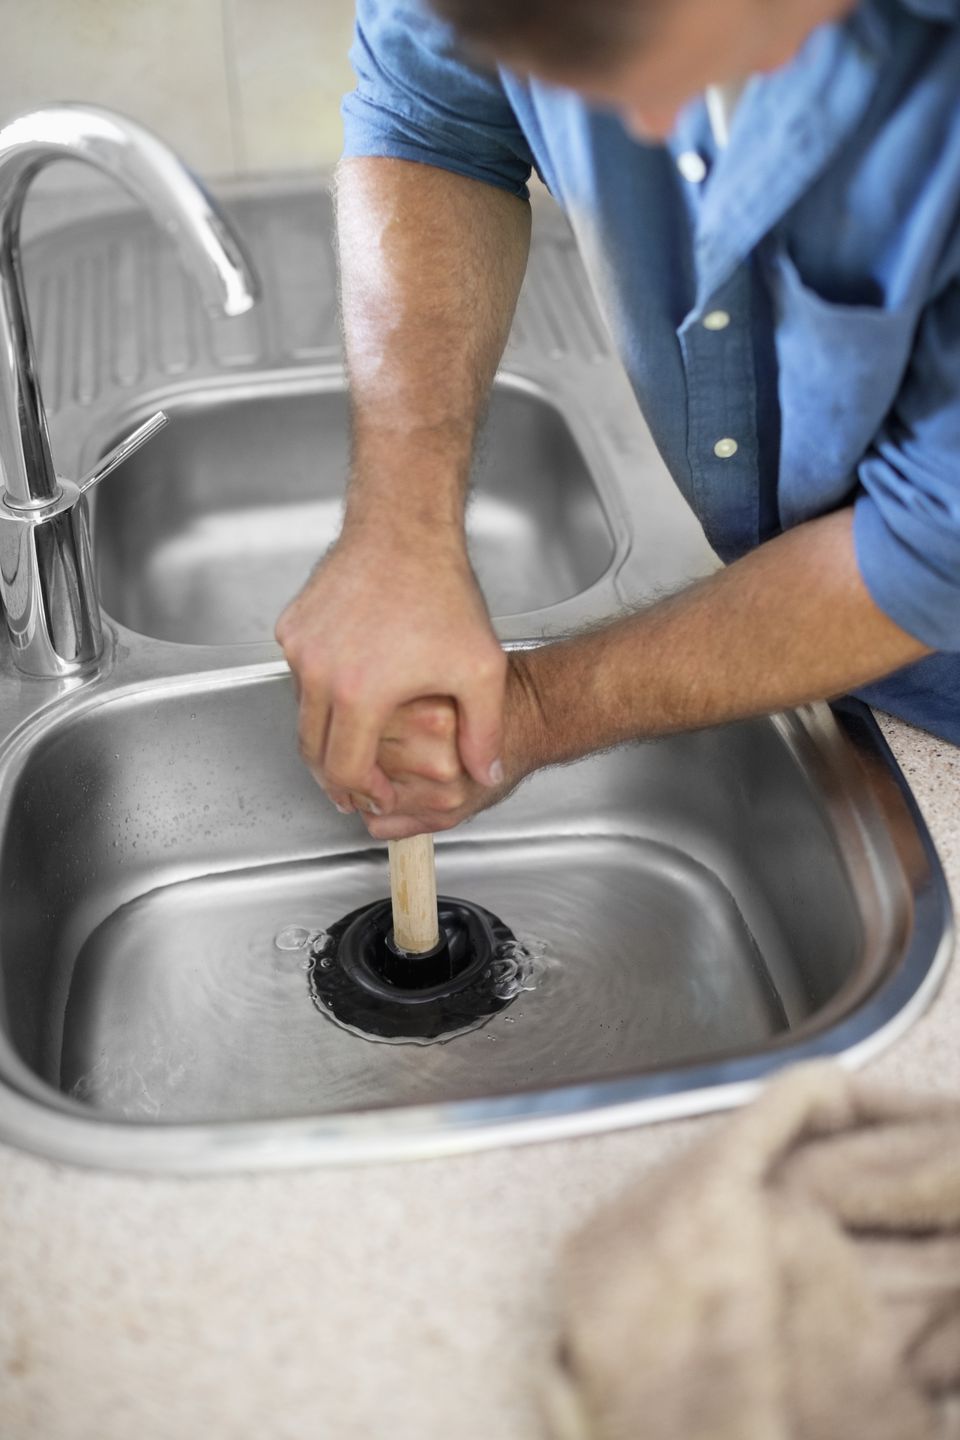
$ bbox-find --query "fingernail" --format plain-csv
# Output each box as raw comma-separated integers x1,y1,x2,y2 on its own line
359,798,382,816
335,802,352,815
488,758,504,786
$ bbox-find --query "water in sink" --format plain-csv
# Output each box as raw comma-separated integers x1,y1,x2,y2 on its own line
60,836,788,1123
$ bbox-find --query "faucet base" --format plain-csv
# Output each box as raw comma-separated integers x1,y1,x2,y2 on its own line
0,104,258,680
0,481,104,677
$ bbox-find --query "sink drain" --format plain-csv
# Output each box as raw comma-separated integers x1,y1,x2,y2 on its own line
309,895,518,1042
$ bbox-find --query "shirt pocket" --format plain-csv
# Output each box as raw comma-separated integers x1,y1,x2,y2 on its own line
763,242,918,529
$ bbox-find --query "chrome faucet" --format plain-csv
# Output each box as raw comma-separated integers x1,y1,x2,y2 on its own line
0,104,259,678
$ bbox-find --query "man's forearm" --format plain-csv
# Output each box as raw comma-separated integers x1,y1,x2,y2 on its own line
517,508,932,768
276,157,531,810
335,156,532,539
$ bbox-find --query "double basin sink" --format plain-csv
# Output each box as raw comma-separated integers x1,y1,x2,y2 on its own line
0,184,951,1171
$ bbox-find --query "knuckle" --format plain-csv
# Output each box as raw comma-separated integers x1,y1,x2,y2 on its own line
278,635,301,668
427,755,461,785
323,766,356,792
274,605,298,646
434,786,466,814
479,646,508,679
289,654,328,694
376,754,403,785
330,668,366,709
423,748,460,783
420,701,456,740
298,651,328,682
464,657,505,693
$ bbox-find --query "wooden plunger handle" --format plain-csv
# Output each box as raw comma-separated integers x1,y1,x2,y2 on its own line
388,835,440,954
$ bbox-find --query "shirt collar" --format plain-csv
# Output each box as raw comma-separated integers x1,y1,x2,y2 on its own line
688,0,957,305
691,11,884,306
896,0,960,18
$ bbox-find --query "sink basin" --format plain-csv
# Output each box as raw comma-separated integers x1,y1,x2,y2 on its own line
0,178,949,1173
91,375,618,645
0,669,949,1170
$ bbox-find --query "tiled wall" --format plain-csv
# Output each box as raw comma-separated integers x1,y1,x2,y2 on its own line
3,0,357,177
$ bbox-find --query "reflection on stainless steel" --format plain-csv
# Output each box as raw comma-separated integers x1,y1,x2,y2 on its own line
77,411,169,496
0,105,258,677
0,181,949,1173
93,379,617,644
0,668,950,1171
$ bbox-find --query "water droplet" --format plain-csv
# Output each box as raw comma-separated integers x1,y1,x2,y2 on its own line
275,926,311,951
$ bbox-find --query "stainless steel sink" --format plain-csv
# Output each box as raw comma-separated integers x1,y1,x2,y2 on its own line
0,178,949,1173
91,375,617,645
0,662,950,1169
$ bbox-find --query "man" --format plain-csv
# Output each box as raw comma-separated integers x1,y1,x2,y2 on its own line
277,0,960,840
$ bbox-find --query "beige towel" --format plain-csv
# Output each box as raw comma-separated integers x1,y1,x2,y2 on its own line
545,1063,960,1440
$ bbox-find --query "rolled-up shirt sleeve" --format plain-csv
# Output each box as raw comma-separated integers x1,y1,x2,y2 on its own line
341,0,535,199
854,275,960,651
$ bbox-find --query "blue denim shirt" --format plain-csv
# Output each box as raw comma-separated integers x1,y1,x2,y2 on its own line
342,0,960,743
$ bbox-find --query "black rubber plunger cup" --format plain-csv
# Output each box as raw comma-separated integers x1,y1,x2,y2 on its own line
310,835,518,1042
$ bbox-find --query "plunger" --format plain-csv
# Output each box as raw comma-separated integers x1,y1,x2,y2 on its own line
309,834,519,1042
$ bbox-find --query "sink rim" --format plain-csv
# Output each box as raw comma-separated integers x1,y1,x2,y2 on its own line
0,679,950,1175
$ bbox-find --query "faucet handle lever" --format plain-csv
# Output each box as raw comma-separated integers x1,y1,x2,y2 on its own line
77,410,168,496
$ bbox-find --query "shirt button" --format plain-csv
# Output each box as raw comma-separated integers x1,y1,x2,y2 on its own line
714,437,739,459
677,150,708,183
703,309,731,331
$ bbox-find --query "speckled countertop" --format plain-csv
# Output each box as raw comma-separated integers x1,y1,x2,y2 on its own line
0,711,957,1440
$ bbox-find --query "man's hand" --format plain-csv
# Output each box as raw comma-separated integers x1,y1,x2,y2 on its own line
283,505,930,842
358,653,544,840
275,521,507,817
343,506,931,841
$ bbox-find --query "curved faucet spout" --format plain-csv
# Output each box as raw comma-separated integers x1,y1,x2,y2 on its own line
0,103,259,509
0,104,260,677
